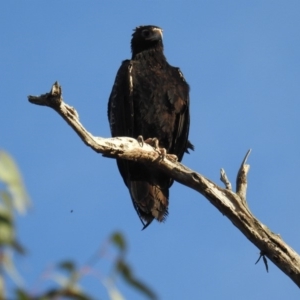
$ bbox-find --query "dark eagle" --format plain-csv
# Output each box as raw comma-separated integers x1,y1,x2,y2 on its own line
108,25,193,229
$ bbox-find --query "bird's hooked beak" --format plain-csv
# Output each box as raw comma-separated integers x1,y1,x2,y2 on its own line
147,28,163,41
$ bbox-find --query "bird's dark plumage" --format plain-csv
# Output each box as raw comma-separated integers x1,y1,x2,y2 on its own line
108,25,193,228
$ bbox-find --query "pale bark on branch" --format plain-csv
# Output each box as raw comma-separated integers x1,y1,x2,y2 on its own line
28,82,300,288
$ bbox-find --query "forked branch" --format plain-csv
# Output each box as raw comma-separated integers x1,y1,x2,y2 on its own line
28,82,300,288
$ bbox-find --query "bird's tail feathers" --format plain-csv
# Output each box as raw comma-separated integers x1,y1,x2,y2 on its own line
129,180,169,229
185,140,195,153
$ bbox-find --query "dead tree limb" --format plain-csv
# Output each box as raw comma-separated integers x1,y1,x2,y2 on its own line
28,82,300,288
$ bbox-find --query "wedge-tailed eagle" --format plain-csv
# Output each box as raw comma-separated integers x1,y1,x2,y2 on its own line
108,25,193,229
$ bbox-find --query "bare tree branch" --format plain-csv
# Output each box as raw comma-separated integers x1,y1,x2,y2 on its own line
220,168,232,190
28,82,300,288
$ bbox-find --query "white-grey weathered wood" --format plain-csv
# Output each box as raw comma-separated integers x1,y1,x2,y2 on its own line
28,82,300,288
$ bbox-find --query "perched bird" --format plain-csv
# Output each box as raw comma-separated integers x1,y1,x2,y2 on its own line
108,25,193,229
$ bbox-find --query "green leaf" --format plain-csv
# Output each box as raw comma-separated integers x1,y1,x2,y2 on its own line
0,275,5,299
0,208,14,245
0,151,30,214
2,251,24,287
11,240,26,255
54,261,81,292
116,260,157,300
0,209,12,225
15,288,31,300
110,232,126,253
1,191,13,211
41,288,93,300
58,260,76,273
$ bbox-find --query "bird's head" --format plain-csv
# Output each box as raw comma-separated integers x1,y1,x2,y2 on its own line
131,25,163,58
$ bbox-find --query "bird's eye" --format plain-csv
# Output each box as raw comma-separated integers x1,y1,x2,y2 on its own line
142,30,150,37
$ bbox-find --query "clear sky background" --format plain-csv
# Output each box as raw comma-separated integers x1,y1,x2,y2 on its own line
1,1,300,299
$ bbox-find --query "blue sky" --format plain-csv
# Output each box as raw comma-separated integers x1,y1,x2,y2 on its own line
1,1,300,299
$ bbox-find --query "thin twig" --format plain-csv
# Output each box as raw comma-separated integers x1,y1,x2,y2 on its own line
220,168,232,190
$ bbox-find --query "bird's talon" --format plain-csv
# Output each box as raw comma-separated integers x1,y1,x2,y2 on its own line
161,151,166,160
137,135,144,147
153,138,159,150
158,148,167,160
144,137,159,149
167,154,178,162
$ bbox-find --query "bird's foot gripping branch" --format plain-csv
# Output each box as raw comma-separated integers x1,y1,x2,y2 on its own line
28,82,300,288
